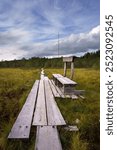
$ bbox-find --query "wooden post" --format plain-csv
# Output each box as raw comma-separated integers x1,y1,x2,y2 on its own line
63,56,75,79
70,62,74,79
64,62,67,77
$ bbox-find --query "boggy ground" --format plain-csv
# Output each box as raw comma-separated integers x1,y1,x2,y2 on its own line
0,68,99,150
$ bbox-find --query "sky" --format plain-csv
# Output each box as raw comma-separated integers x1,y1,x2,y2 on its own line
0,0,100,61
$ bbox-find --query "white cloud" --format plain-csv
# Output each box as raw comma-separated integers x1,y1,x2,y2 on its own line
0,25,100,60
22,25,100,58
0,0,99,61
0,46,27,61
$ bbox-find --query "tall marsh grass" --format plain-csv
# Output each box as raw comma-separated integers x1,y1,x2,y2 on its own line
0,68,99,150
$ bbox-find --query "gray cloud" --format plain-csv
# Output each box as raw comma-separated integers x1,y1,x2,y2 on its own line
0,0,99,60
0,25,100,60
23,25,100,58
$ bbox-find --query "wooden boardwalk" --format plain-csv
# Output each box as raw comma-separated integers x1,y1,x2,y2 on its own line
8,80,39,139
33,79,47,126
44,77,66,126
33,77,66,126
35,126,62,150
8,72,66,150
8,70,81,149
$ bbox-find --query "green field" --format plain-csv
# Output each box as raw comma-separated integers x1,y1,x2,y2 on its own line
0,68,100,150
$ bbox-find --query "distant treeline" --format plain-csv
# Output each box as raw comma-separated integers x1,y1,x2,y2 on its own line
0,50,100,69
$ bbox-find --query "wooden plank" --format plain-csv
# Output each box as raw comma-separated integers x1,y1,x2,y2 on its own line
51,80,65,98
79,95,85,99
53,74,77,85
64,125,79,131
52,74,59,78
35,126,62,150
44,77,66,125
71,95,78,99
48,79,60,98
64,77,77,85
74,90,85,95
8,80,39,139
33,79,47,126
57,77,76,85
63,56,74,62
51,80,77,99
53,74,63,79
57,77,69,85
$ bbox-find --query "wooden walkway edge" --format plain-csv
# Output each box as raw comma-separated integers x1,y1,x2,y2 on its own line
8,80,39,139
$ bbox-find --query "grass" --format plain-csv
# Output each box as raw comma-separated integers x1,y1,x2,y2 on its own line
0,68,99,150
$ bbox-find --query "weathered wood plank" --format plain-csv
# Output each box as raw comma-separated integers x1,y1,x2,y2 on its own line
33,79,47,126
53,74,77,85
79,95,85,99
44,77,66,125
8,80,39,139
51,80,65,98
63,56,75,62
71,95,78,99
53,74,63,78
64,77,77,85
57,77,69,85
35,126,62,150
48,79,60,98
74,90,85,95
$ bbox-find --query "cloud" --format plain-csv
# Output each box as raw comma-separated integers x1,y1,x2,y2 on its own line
0,25,99,60
0,46,27,61
0,0,99,35
0,0,99,60
0,28,32,46
23,25,100,57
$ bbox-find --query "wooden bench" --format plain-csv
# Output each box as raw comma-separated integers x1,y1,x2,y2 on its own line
53,74,77,95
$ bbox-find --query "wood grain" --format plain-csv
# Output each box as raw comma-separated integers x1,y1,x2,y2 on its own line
35,126,62,150
8,80,39,139
33,79,47,126
44,77,66,126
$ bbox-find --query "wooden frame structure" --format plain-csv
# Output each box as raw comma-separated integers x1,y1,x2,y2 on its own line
63,56,75,79
52,74,77,95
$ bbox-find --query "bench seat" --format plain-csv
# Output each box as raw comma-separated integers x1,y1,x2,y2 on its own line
52,74,77,94
53,74,77,85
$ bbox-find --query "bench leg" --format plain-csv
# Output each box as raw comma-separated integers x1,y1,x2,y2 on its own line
64,62,67,77
70,62,74,79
